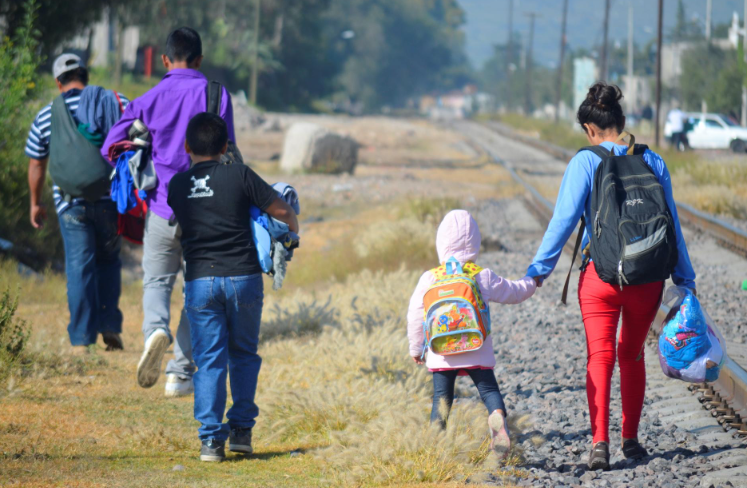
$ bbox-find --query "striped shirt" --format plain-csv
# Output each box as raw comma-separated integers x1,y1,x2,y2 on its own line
25,88,130,214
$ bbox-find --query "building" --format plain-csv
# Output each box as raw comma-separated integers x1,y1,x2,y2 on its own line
622,75,652,115
65,8,139,70
661,12,740,88
573,57,597,113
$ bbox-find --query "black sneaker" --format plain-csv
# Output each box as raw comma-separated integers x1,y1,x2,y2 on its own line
588,441,610,471
200,439,226,462
102,332,124,351
622,439,649,460
229,427,253,454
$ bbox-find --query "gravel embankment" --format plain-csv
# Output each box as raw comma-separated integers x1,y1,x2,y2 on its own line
457,199,747,488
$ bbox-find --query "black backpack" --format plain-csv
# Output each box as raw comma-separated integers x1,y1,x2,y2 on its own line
206,80,244,165
48,93,112,201
562,134,678,303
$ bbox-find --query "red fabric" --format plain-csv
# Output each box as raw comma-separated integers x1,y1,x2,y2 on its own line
117,190,148,245
107,140,142,162
578,262,664,443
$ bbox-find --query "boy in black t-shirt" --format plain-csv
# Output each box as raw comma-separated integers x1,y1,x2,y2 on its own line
168,112,298,462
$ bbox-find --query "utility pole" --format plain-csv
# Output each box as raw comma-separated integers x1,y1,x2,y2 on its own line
525,12,539,115
507,0,514,110
554,0,569,122
627,4,634,114
250,0,261,105
706,0,712,41
600,0,611,80
655,0,664,147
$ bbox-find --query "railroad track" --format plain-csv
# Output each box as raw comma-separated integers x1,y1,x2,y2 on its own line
483,120,747,259
455,119,747,486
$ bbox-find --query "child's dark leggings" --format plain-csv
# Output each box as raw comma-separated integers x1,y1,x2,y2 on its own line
430,369,505,428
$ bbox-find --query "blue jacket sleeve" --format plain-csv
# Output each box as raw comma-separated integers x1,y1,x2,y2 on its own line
527,153,592,280
644,150,697,290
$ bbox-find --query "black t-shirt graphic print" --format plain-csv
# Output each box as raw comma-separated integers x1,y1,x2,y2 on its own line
167,160,277,281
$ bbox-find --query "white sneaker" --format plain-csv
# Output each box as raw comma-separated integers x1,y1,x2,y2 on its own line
488,410,511,459
164,374,194,398
137,329,170,388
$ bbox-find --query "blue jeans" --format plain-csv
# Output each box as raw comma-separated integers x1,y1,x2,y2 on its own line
185,274,264,441
431,369,506,428
58,200,123,346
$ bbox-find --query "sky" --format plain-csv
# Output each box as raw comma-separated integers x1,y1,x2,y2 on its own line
457,0,746,69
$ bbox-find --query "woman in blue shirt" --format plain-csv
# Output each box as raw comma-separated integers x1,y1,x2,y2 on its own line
527,82,696,470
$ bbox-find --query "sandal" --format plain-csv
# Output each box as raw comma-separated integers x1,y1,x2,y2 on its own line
587,441,610,471
622,439,649,460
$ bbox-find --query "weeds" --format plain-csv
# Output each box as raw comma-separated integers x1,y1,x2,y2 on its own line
399,197,462,225
252,268,511,485
0,288,30,386
493,113,747,219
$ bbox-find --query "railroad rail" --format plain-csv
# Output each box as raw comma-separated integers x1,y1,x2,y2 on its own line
468,125,747,445
484,120,747,259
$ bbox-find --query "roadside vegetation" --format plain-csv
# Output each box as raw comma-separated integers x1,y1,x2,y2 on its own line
492,113,747,220
0,195,528,486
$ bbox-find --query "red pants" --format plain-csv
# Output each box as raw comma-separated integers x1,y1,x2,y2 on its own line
578,262,663,443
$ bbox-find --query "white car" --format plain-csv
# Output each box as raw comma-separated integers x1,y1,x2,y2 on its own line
665,112,747,152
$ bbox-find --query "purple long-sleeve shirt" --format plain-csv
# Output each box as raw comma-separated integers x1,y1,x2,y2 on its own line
102,68,235,220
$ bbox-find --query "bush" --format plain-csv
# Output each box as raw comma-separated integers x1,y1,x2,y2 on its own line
0,0,62,267
0,288,31,385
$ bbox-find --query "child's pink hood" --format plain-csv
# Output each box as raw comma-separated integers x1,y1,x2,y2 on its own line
436,210,481,264
408,209,537,370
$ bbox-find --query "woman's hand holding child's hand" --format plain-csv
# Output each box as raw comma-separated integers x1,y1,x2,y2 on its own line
412,356,425,365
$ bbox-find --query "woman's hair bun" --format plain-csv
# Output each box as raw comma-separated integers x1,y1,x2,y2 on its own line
585,82,622,110
577,82,625,132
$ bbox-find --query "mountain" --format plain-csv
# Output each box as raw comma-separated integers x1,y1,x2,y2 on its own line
458,0,745,69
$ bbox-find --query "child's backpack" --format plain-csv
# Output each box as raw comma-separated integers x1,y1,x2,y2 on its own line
422,257,491,358
563,132,678,303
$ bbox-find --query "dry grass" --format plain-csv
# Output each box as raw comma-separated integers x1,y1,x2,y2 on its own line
496,113,747,219
0,117,529,486
0,261,525,487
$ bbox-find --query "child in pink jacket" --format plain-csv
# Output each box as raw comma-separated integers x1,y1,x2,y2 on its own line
407,210,536,457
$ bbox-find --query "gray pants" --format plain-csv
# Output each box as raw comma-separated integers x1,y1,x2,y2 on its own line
142,211,195,379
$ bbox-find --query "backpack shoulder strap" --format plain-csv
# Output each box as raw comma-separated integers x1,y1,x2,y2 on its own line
577,145,611,160
113,91,124,114
429,264,447,280
207,80,222,114
462,262,484,278
561,216,586,305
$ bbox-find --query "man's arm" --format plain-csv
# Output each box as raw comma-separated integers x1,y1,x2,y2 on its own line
28,157,48,229
265,197,299,234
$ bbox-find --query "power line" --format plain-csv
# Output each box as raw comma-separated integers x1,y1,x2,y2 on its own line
525,12,540,115
250,0,261,105
507,0,514,109
655,0,664,147
555,0,569,122
600,0,611,80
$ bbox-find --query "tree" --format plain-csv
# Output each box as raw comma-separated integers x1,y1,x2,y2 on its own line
0,0,62,266
670,0,702,43
0,0,132,60
323,0,472,109
680,43,742,114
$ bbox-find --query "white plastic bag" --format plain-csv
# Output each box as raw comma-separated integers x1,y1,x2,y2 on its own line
657,286,726,383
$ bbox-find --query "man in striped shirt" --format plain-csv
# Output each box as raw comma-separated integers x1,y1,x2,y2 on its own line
26,53,130,354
